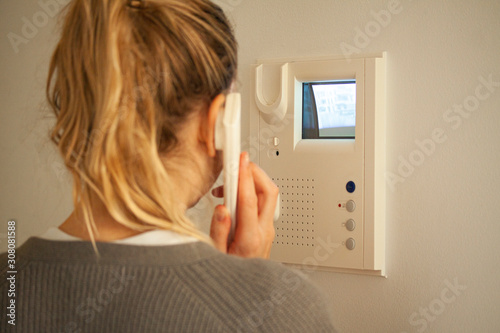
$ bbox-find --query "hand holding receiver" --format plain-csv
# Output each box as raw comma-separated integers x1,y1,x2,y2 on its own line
210,152,279,258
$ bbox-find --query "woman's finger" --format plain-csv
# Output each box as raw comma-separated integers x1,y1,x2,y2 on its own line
209,205,231,253
229,152,260,255
250,163,279,224
235,152,258,233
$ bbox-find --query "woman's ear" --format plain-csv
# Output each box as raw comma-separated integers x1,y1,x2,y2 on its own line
202,94,226,157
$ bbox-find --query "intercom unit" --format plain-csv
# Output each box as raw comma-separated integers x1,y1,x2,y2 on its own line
251,54,386,276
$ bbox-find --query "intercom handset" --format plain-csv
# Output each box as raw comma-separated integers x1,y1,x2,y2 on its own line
215,93,241,241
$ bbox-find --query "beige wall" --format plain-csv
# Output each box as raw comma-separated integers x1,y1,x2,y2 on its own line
1,0,499,332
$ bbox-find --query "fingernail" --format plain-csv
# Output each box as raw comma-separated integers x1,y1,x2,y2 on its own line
242,152,250,167
216,206,228,222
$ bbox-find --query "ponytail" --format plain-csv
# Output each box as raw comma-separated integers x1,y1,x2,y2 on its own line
47,0,237,243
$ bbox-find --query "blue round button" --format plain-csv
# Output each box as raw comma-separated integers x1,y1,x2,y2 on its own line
346,181,356,193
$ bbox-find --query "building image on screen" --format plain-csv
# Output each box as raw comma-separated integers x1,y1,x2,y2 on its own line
302,80,356,139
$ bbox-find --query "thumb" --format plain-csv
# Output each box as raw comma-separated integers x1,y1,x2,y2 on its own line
209,205,231,253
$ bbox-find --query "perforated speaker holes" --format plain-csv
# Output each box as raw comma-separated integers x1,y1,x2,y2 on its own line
271,178,316,247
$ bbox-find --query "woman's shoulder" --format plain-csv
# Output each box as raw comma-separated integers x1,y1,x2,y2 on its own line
1,238,337,332
187,245,337,332
209,249,315,293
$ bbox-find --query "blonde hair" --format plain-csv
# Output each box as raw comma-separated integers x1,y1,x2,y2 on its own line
47,0,237,243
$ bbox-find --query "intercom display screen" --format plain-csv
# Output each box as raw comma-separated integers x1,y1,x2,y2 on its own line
302,80,356,139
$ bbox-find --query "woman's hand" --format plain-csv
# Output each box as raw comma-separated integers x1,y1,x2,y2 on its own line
210,152,278,258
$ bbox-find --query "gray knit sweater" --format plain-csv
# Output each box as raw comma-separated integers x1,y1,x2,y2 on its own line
1,238,336,332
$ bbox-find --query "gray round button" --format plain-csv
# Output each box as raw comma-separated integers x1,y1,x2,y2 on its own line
346,238,356,250
346,200,356,212
345,219,356,231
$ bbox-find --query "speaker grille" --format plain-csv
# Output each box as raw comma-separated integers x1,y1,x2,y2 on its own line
272,178,316,247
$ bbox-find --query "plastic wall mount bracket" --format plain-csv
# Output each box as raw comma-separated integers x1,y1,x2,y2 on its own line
255,63,289,123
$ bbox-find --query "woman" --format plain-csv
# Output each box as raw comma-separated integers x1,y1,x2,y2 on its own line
1,0,336,331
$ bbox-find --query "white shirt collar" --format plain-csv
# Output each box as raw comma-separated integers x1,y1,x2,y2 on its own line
38,227,198,246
